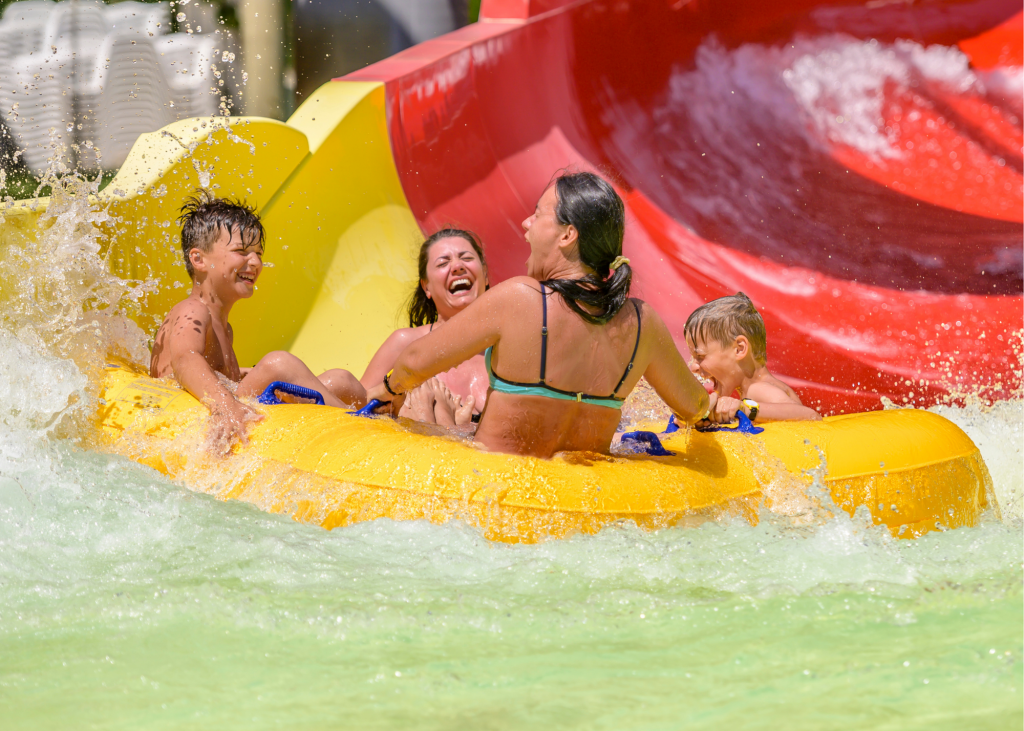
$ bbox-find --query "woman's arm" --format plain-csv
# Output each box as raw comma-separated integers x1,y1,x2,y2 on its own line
360,328,421,389
638,304,710,425
370,279,520,398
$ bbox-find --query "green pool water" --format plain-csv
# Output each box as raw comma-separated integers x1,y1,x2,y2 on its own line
0,330,1020,729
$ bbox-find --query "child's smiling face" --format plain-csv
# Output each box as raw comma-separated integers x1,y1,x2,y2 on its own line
686,336,741,394
192,225,264,300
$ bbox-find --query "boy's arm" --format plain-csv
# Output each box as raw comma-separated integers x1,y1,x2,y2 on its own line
165,302,260,444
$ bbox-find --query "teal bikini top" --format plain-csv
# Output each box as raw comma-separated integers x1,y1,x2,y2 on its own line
485,283,642,410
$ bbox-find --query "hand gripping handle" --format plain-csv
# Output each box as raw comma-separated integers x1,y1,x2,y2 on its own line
665,410,764,434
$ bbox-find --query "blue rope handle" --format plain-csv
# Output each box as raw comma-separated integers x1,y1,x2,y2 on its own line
665,410,763,434
619,430,675,456
349,398,386,417
257,381,326,406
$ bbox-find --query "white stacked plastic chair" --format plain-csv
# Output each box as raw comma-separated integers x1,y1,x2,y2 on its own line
71,2,174,168
78,31,175,169
0,42,78,175
103,1,170,39
0,1,108,174
154,30,238,119
0,1,241,175
0,0,53,57
40,0,107,55
0,0,54,166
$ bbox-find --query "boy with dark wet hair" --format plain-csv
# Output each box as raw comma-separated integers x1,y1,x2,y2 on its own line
684,292,820,425
150,191,364,448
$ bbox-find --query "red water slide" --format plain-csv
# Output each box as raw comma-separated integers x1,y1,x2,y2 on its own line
345,0,1023,413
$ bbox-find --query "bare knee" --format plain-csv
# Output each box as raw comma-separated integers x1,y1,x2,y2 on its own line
256,351,300,379
320,368,365,405
321,368,356,388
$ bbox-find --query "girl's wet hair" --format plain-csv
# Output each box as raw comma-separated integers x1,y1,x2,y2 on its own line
684,292,768,365
408,228,487,327
178,190,265,277
541,171,630,324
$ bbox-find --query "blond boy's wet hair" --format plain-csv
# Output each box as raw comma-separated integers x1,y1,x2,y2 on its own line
684,292,767,365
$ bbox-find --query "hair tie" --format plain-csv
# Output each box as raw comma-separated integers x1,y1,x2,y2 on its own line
609,255,630,272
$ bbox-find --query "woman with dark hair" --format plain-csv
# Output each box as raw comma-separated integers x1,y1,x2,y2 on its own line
366,171,709,457
360,228,490,424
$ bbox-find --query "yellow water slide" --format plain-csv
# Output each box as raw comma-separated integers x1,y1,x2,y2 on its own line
2,81,423,376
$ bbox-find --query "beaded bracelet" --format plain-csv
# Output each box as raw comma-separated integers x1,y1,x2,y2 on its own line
383,369,402,397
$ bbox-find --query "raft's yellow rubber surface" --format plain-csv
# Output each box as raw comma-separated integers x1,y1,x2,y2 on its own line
97,364,991,543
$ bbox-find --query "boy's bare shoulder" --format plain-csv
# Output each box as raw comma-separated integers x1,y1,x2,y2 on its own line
163,297,212,333
151,297,213,377
746,376,802,405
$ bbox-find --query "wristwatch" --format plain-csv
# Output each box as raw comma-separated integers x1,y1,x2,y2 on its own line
741,398,759,421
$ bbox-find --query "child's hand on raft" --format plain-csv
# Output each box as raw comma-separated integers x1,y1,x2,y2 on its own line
695,392,748,429
702,393,749,425
207,399,263,453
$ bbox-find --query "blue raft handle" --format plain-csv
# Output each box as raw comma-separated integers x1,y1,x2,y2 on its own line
619,430,675,456
665,410,764,434
349,398,386,417
696,410,764,434
257,381,326,406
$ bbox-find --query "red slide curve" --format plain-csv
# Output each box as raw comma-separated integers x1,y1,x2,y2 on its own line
345,0,1023,413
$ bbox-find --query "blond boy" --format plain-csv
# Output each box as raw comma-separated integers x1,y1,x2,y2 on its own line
684,293,820,425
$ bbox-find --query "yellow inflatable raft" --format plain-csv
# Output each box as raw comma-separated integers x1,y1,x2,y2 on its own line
96,362,991,543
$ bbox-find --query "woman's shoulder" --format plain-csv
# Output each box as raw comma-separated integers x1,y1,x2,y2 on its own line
472,276,544,305
495,275,543,291
384,324,431,347
398,324,432,339
626,297,672,341
622,296,656,322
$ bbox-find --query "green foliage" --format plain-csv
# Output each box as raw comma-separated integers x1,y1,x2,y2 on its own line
2,169,116,200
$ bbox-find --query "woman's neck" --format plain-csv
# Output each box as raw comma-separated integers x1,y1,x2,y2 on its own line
432,310,453,326
537,256,589,282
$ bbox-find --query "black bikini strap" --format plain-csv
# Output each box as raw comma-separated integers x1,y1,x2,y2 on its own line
539,283,548,384
612,300,642,397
